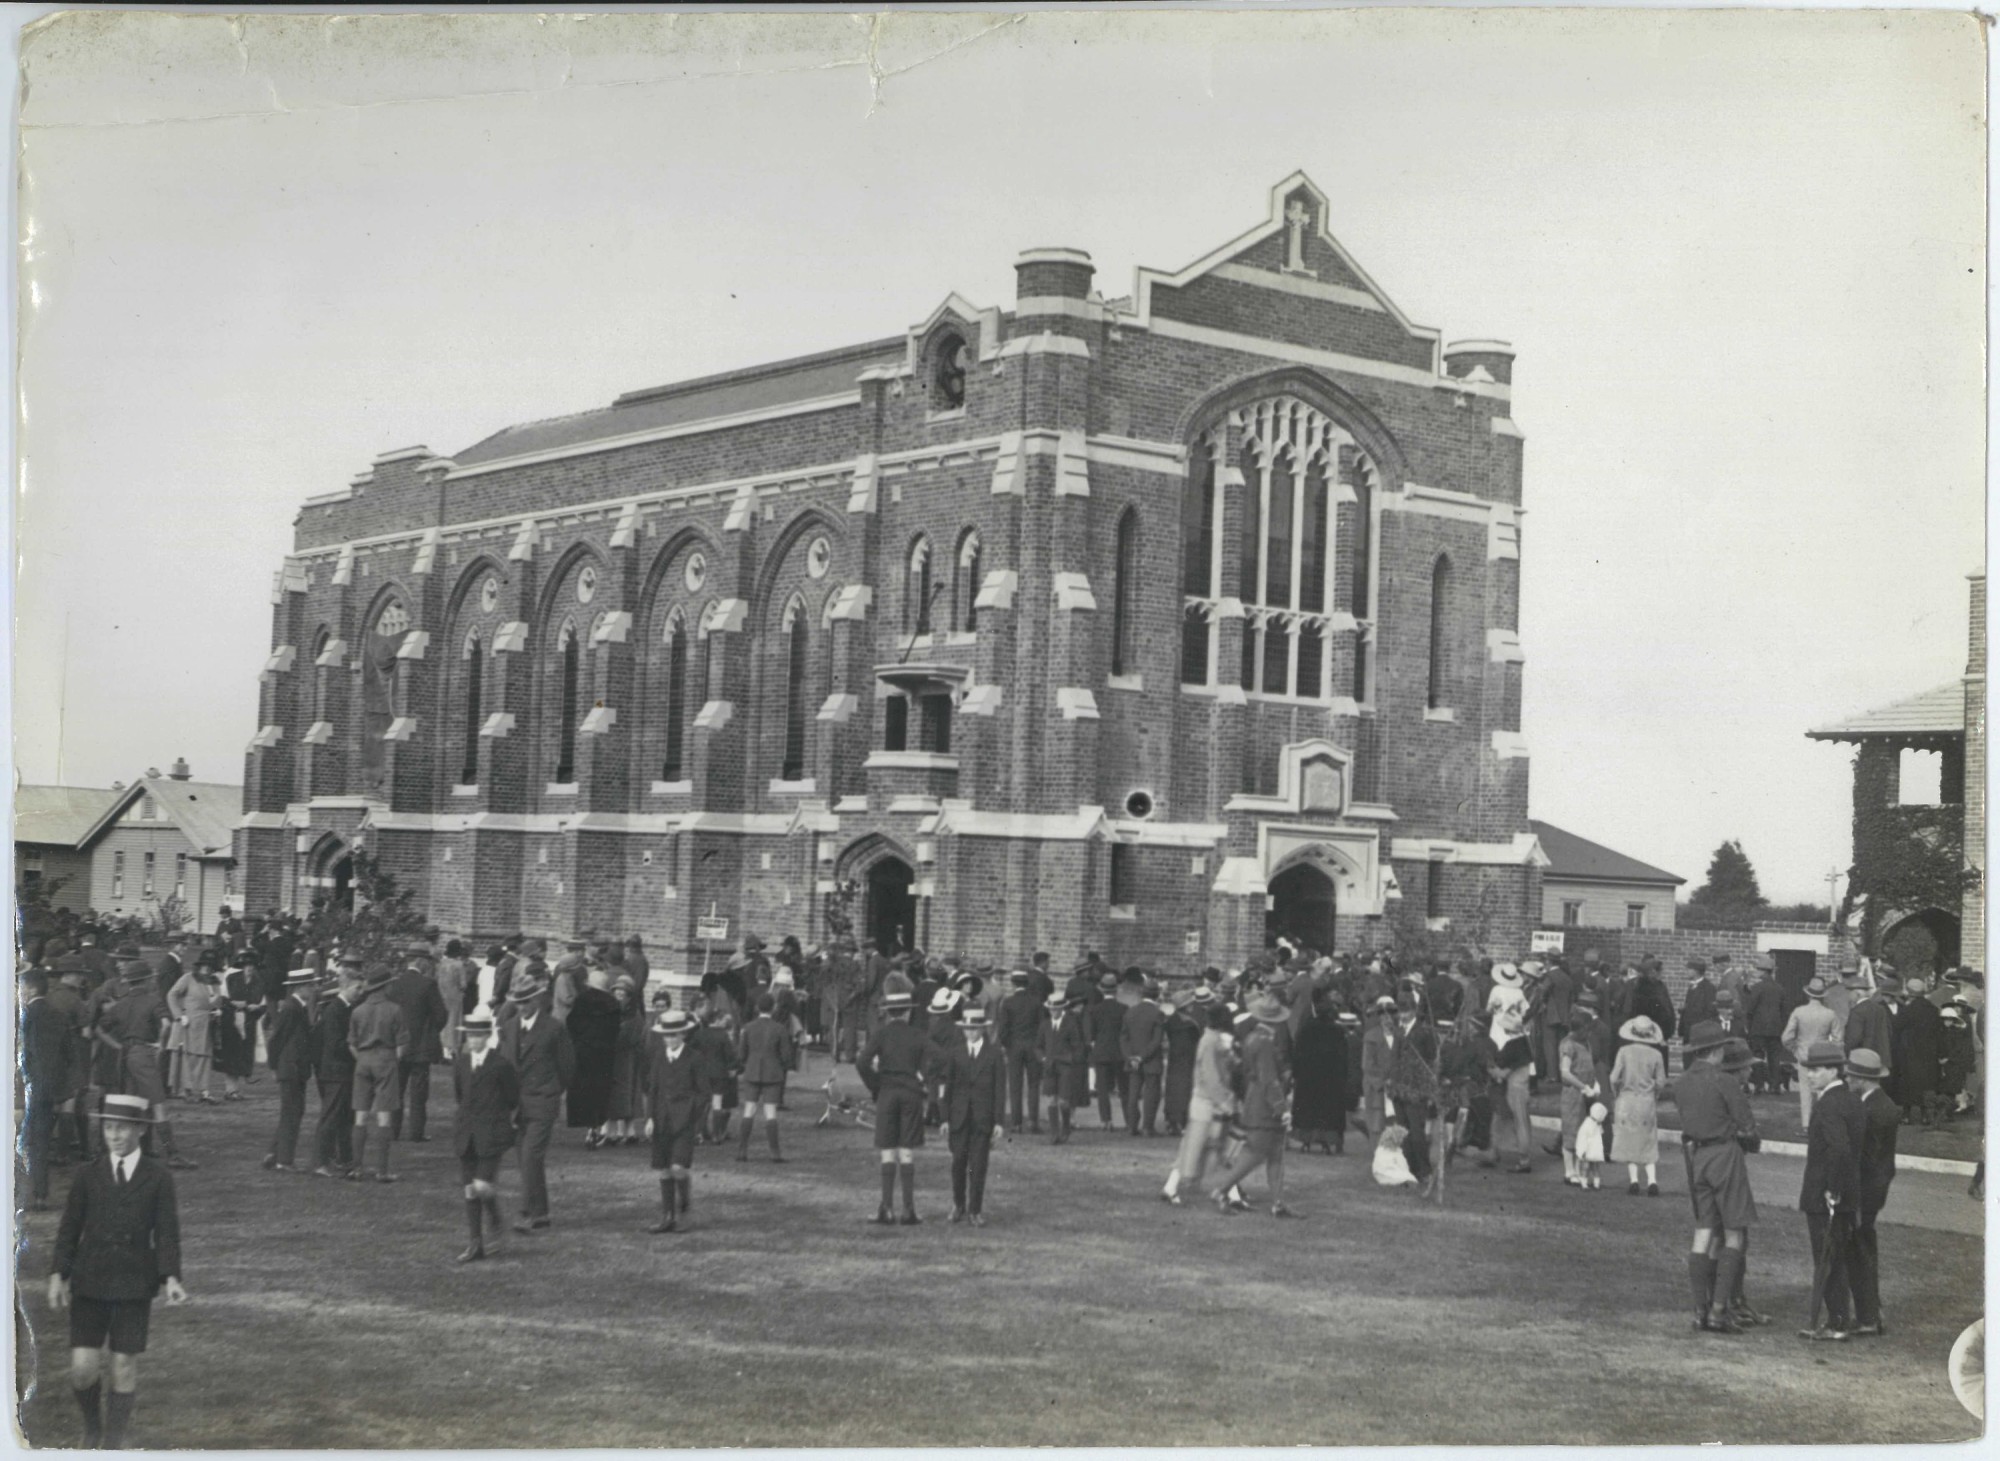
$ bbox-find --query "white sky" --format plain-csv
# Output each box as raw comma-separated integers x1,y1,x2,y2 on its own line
13,9,1987,905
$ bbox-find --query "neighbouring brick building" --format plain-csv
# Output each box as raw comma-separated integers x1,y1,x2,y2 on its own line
235,174,1541,974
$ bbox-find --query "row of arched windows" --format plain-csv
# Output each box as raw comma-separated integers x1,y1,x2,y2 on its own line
902,529,984,638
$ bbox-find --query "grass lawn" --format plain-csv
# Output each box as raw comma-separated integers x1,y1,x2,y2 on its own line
16,1054,1982,1448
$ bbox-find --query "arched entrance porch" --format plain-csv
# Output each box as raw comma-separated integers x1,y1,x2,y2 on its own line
835,835,920,957
1267,860,1338,954
1881,906,1962,975
306,834,356,913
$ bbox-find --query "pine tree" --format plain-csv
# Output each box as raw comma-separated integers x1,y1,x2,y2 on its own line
1684,840,1768,927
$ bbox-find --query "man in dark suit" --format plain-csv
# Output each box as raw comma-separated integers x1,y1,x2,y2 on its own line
498,970,574,1233
1086,972,1127,1130
451,1010,520,1262
48,1092,189,1449
1681,958,1720,1053
1796,1042,1862,1340
262,969,318,1172
310,962,361,1177
388,955,449,1144
646,1009,711,1233
1120,978,1167,1137
996,969,1047,1135
20,967,70,1209
1742,954,1786,1080
944,1006,1007,1225
734,992,795,1163
1845,1047,1900,1337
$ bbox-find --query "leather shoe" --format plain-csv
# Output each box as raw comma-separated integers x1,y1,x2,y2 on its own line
261,1153,279,1170
970,1213,986,1227
1797,1326,1848,1342
1848,1321,1886,1338
455,1245,485,1264
872,1208,897,1226
1731,1302,1770,1327
898,1210,922,1226
948,1208,966,1224
512,1218,550,1234
1696,1309,1742,1335
647,1218,678,1235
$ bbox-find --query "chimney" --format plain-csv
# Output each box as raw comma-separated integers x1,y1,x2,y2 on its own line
145,767,161,779
169,757,191,781
1442,339,1515,387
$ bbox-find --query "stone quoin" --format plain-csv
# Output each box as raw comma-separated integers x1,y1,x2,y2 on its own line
233,173,1544,969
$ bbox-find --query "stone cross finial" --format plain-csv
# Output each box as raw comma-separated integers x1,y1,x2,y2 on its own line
1284,198,1311,272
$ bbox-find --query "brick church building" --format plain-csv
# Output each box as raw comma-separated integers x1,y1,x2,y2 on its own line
235,173,1543,971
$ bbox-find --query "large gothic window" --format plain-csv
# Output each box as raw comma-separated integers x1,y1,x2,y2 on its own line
1428,555,1452,710
661,609,688,781
953,529,981,634
1180,395,1377,702
1112,508,1140,677
361,597,409,779
781,596,809,781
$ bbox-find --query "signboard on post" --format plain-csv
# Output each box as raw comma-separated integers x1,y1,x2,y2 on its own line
1530,929,1566,954
696,916,730,943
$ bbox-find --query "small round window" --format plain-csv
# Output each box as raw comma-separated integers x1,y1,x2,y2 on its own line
933,333,968,409
807,537,831,580
374,601,410,638
576,564,598,604
684,552,707,593
478,574,500,613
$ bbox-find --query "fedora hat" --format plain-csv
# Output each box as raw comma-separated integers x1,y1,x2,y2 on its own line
1803,1040,1846,1068
1718,1038,1756,1074
1680,1019,1728,1055
1804,976,1829,998
1751,953,1776,972
1843,1048,1888,1082
507,973,550,1003
95,1093,158,1125
1046,993,1069,1012
1249,992,1288,1024
1618,1015,1664,1046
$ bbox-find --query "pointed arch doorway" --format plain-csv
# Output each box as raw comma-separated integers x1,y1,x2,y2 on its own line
866,857,917,957
1267,861,1337,953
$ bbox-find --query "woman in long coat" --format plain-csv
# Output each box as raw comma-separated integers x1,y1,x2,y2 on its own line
1289,990,1350,1154
603,974,648,1144
1609,1015,1666,1196
566,965,625,1145
214,956,260,1098
166,962,223,1102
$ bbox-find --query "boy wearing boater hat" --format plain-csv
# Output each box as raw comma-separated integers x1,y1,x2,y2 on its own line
347,969,409,1183
857,988,930,1223
645,1009,711,1233
1671,1021,1762,1334
452,1009,519,1262
48,1092,189,1448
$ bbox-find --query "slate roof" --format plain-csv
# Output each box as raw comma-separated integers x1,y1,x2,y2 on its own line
1806,682,1966,743
14,784,121,847
1530,820,1684,887
452,337,906,468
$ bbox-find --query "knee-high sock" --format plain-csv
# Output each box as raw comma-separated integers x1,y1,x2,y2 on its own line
676,1174,692,1217
879,1163,897,1211
1731,1234,1749,1304
659,1177,677,1224
377,1132,393,1178
767,1120,781,1158
104,1392,135,1448
898,1161,917,1215
352,1125,370,1174
73,1380,101,1442
482,1195,503,1236
1687,1251,1718,1312
736,1117,754,1160
464,1198,484,1250
1715,1248,1746,1312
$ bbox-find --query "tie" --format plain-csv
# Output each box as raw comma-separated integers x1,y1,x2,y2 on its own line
114,1160,126,1188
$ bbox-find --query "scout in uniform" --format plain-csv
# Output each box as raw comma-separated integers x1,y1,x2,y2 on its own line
856,989,928,1223
1671,1021,1761,1333
943,1005,1007,1225
734,992,795,1163
48,1092,189,1448
452,1010,520,1263
94,961,197,1170
646,1009,711,1233
347,971,410,1183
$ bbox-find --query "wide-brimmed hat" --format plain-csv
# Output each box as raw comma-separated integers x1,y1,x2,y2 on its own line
1718,1038,1756,1074
1803,1040,1846,1068
654,1009,695,1036
1841,968,1870,989
95,1093,158,1125
1681,1019,1728,1054
362,972,396,995
1619,1015,1664,1045
1249,992,1288,1024
507,974,550,1003
1802,975,1829,997
1751,953,1776,972
1943,1005,1968,1024
929,987,960,1014
1491,963,1523,988
118,960,153,986
1953,967,1985,989
1520,959,1546,978
1844,1048,1887,1081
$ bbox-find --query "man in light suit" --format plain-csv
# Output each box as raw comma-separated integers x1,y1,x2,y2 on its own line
943,1006,1007,1225
498,970,574,1234
734,992,795,1163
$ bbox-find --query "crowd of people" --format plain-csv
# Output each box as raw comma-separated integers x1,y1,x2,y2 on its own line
16,900,1986,1445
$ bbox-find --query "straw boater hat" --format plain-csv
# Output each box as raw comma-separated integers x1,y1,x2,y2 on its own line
1009,968,1031,987
284,967,319,989
653,1008,695,1036
1335,1010,1362,1028
95,1093,159,1125
881,989,914,1014
959,1005,989,1028
1046,993,1069,1013
460,1010,496,1037
1490,962,1523,988
1679,1019,1726,1055
1619,1015,1665,1046
1371,994,1397,1013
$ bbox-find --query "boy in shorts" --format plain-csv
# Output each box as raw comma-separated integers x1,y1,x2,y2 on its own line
857,990,927,1224
452,1010,519,1263
48,1092,189,1447
347,970,408,1183
646,1009,710,1233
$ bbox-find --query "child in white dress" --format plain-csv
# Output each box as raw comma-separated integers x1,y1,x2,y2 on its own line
1573,1100,1608,1190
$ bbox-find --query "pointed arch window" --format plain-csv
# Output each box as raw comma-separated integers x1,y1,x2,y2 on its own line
1427,555,1452,710
781,596,809,781
554,620,580,785
460,630,483,786
1112,508,1140,677
905,537,933,636
953,529,981,634
699,602,724,703
662,610,688,781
